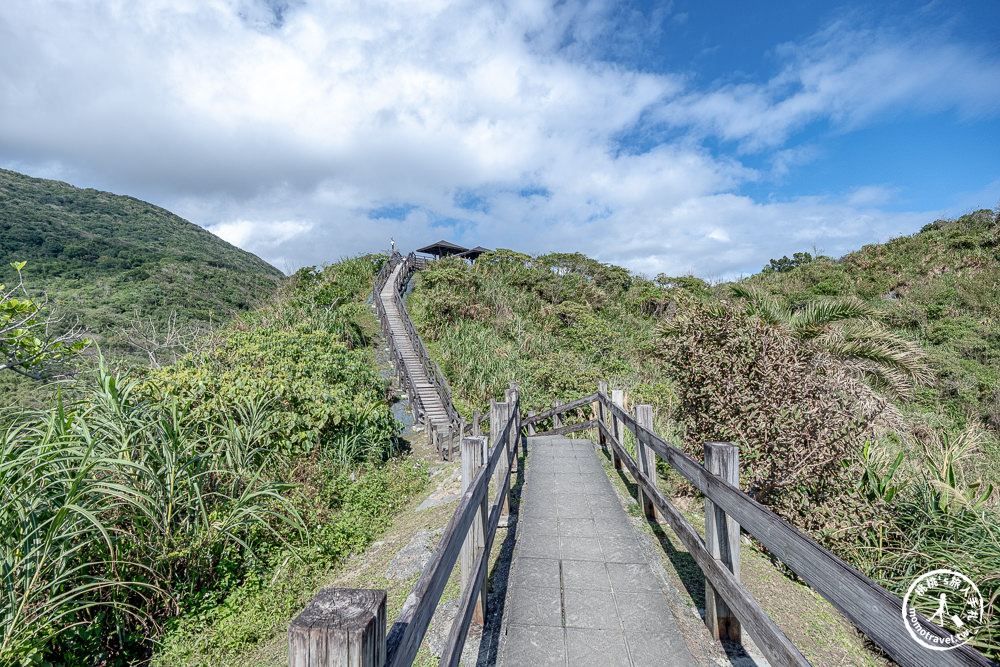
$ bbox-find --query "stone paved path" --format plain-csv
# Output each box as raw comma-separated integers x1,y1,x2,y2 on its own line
501,434,697,667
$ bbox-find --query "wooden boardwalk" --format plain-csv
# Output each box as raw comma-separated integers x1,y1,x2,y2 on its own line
501,434,695,667
380,260,451,429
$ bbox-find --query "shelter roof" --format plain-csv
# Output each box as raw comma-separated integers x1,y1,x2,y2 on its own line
415,240,469,255
456,246,491,259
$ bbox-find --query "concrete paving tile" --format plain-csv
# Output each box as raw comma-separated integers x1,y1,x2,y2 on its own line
510,557,561,589
590,503,627,520
595,516,634,537
563,588,619,630
508,585,563,627
519,516,558,535
552,471,584,482
554,486,589,499
560,536,604,561
505,625,567,666
561,559,611,591
558,518,597,539
607,562,661,592
565,628,630,666
600,534,647,564
519,533,560,559
556,502,593,519
625,627,694,667
616,590,673,627
522,505,560,523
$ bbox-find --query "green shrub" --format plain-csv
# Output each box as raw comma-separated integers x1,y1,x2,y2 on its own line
660,300,887,528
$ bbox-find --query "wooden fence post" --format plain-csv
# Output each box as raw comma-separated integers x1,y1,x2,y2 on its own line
472,411,480,438
635,405,657,521
491,400,510,520
597,382,608,448
507,383,520,471
461,436,488,625
288,588,387,666
611,390,624,470
552,399,562,429
526,411,536,436
704,441,741,644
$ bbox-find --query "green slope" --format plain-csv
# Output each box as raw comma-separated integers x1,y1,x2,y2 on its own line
743,208,1000,429
0,168,285,354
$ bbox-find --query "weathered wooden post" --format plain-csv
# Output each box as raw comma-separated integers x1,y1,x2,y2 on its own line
288,588,387,666
491,400,510,519
635,405,657,521
506,383,520,470
472,410,481,438
597,381,608,449
526,411,536,436
552,399,563,429
461,436,488,625
611,389,624,470
704,441,741,643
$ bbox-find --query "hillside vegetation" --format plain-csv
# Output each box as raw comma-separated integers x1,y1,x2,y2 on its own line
0,254,430,665
0,168,284,359
408,213,1000,659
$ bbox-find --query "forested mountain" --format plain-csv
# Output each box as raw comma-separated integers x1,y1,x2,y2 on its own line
0,168,284,355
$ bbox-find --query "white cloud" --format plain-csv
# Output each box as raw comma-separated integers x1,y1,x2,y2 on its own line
0,1,997,279
657,20,1000,150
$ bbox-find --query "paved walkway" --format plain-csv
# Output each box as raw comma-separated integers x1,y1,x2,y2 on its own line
380,261,451,428
501,435,696,667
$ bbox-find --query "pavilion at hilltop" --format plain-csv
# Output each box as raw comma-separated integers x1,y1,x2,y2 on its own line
415,240,491,261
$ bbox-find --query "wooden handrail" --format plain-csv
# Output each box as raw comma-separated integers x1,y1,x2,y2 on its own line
289,391,519,667
522,392,598,425
597,418,807,666
595,391,993,667
386,396,517,666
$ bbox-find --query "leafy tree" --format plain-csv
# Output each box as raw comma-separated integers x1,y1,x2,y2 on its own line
0,262,89,378
763,251,813,273
731,284,931,398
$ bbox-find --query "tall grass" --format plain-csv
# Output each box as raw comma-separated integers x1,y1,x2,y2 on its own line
0,361,304,664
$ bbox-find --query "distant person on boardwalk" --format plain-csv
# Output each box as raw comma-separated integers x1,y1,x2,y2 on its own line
390,237,395,254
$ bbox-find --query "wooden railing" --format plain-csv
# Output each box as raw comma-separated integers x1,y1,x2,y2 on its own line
372,252,464,456
523,386,995,667
289,389,520,666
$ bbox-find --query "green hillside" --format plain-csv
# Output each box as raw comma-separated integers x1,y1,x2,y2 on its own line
746,208,1000,433
0,168,285,357
406,222,1000,658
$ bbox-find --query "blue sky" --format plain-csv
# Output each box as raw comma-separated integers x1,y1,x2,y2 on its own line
0,0,998,277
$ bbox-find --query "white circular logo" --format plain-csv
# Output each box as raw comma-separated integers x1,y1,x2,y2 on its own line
902,569,984,651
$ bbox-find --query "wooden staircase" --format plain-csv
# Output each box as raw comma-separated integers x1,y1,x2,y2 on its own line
379,261,452,431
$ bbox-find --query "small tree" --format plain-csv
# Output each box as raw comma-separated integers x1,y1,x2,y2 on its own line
1,262,89,378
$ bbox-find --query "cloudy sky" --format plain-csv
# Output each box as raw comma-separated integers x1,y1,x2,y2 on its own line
2,1,998,278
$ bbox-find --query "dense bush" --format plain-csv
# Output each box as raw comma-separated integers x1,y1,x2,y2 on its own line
659,300,888,527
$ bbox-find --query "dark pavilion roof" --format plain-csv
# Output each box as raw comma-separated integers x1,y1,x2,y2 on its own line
415,240,469,256
456,246,491,259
